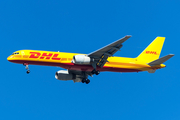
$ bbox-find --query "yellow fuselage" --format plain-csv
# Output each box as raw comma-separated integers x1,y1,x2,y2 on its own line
7,50,165,72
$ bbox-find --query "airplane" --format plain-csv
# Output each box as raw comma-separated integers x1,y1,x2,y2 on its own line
7,36,174,84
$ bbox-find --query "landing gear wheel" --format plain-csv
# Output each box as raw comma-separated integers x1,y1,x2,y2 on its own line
82,79,86,83
86,79,90,84
91,69,96,74
26,70,30,74
91,69,100,75
95,70,100,75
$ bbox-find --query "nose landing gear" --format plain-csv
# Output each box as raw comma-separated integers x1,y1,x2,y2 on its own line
23,63,30,74
26,69,30,74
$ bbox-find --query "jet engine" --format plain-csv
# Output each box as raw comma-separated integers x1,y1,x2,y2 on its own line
72,55,93,65
55,70,76,80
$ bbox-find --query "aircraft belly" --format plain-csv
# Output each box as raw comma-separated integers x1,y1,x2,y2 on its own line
9,59,147,73
9,59,142,72
68,64,141,72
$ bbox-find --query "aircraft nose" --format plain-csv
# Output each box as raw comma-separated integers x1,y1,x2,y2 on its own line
7,56,12,61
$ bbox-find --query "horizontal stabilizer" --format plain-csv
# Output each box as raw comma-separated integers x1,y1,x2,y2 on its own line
148,54,174,66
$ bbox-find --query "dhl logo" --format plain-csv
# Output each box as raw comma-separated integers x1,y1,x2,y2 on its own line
29,52,61,60
145,51,158,55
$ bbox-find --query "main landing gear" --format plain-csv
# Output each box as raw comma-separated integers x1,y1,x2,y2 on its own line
81,69,100,84
91,62,100,75
23,63,30,74
91,69,100,75
82,78,90,84
81,72,91,84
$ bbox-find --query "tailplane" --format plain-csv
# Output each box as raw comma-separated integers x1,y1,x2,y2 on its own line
148,54,174,66
137,37,165,63
147,54,174,73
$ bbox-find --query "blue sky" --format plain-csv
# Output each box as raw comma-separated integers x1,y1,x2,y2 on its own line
0,0,179,119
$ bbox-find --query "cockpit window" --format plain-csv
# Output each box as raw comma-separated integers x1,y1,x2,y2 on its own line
12,52,19,55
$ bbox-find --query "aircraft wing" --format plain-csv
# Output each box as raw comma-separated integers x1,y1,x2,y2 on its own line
88,35,131,68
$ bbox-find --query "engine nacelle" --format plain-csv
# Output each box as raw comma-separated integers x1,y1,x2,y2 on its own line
55,70,76,80
72,55,92,65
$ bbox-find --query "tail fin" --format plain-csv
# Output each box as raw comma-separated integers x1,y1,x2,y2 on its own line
137,37,165,63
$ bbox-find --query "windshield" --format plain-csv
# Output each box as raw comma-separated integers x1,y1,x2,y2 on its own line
12,52,19,55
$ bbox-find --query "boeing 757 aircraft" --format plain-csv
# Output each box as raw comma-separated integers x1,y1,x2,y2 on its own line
7,36,174,84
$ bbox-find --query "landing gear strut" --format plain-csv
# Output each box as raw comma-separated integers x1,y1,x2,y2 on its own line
23,63,30,74
91,62,100,75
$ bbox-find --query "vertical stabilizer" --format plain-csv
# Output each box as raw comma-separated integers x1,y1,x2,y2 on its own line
137,37,165,63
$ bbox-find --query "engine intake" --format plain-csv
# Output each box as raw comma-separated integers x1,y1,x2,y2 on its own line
72,55,93,65
55,70,76,80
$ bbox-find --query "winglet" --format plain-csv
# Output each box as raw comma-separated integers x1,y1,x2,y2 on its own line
148,54,174,66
